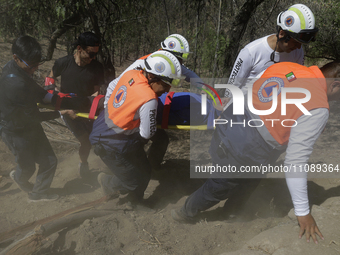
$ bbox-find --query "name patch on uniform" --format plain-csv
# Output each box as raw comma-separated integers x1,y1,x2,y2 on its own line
258,77,284,103
285,72,297,82
113,85,127,108
128,78,135,86
149,109,156,136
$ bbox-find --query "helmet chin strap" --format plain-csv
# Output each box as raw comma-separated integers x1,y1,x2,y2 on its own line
271,28,290,63
270,31,280,63
146,72,153,84
146,73,162,85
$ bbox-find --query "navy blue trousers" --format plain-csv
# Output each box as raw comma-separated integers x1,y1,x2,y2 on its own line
1,124,57,194
147,129,169,169
182,131,261,217
100,143,151,200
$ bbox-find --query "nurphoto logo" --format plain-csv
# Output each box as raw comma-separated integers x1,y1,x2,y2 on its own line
200,81,312,128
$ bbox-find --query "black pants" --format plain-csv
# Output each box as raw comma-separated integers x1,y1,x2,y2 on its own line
147,129,169,169
182,177,261,217
100,143,152,200
1,124,57,194
182,141,261,217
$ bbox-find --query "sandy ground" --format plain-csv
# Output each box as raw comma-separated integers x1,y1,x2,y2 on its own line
0,39,340,255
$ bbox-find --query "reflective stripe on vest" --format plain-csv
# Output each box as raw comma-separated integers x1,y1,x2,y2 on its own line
247,62,329,148
105,70,157,134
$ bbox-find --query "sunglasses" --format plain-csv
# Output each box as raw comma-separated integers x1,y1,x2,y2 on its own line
172,51,189,60
85,50,98,58
15,54,45,69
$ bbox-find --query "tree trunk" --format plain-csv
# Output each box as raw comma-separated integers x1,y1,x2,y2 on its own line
84,0,116,85
163,0,171,35
212,0,222,77
193,0,205,72
0,210,113,255
223,0,266,74
0,196,110,245
46,14,82,60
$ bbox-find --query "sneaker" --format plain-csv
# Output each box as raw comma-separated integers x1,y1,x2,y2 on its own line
10,170,33,193
171,208,195,223
125,201,135,211
28,193,59,202
97,173,119,199
79,162,90,179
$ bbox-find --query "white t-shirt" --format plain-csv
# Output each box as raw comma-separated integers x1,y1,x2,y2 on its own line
225,34,304,96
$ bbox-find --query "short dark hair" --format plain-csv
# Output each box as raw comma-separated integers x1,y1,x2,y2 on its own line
76,32,101,49
320,61,340,79
12,35,42,64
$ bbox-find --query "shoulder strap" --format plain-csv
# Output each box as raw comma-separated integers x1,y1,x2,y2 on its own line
89,95,104,119
161,92,175,129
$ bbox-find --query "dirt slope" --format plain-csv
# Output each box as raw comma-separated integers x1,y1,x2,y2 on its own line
0,39,340,255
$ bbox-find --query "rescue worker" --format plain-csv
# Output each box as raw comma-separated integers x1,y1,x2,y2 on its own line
172,61,340,244
225,3,318,97
90,51,184,203
46,32,104,178
0,35,76,202
104,34,201,108
104,34,203,171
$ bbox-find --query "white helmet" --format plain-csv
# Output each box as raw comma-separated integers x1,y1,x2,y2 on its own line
277,4,318,44
161,34,190,60
144,50,184,86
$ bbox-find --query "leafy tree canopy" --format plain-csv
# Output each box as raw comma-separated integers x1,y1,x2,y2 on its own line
0,0,339,79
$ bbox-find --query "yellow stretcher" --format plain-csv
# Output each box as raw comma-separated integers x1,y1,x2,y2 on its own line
38,103,208,130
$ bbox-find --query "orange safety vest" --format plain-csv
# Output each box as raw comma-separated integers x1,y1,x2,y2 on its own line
139,53,151,60
249,62,329,146
138,49,162,60
106,70,157,133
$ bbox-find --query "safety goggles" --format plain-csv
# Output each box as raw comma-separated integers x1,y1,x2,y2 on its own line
172,51,189,60
15,54,45,69
159,76,181,87
286,28,318,44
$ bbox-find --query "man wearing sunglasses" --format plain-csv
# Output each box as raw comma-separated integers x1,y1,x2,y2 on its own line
0,35,77,202
47,32,104,179
224,3,318,97
104,34,203,172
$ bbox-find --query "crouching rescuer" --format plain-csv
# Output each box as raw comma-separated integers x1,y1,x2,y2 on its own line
89,50,184,204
